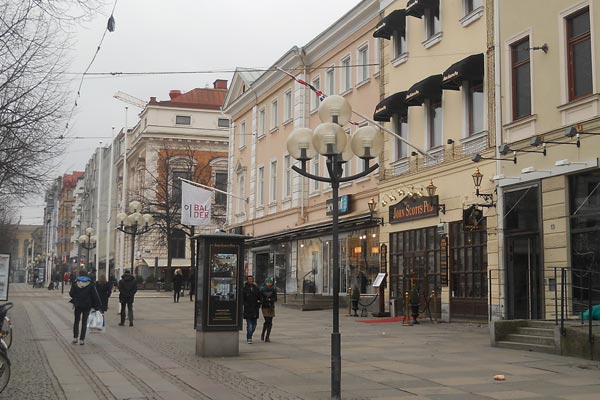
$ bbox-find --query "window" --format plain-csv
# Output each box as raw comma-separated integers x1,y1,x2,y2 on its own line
567,8,592,100
169,229,186,259
311,77,321,111
237,174,245,215
215,172,227,206
270,160,277,203
258,108,266,136
284,90,293,121
511,37,531,120
464,0,483,15
393,114,409,160
311,158,320,192
326,68,335,96
175,115,191,125
425,0,441,39
393,30,406,59
374,38,381,73
172,171,190,204
427,99,443,148
284,155,291,198
270,99,278,130
341,56,352,92
358,45,369,83
257,167,264,206
467,81,484,135
239,121,246,147
218,118,230,128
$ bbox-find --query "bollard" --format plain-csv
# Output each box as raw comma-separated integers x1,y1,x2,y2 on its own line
403,291,412,326
432,290,438,323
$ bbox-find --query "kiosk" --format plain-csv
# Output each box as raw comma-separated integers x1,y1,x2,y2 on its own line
193,233,245,357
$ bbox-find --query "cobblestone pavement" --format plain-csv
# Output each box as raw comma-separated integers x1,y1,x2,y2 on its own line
3,283,600,399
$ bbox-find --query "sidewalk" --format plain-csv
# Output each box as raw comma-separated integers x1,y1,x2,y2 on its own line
5,283,600,399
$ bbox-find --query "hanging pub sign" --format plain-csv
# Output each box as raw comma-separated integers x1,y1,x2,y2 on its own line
463,205,484,231
389,195,439,224
326,194,352,216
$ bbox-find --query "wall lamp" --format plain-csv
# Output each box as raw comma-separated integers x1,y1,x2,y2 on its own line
472,168,496,207
425,180,446,214
554,159,589,167
367,198,384,226
472,152,516,164
531,133,580,149
499,143,546,156
521,166,551,174
566,125,600,139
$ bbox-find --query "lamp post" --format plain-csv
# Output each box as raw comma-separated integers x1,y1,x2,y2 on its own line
286,95,383,400
116,201,154,276
78,227,97,271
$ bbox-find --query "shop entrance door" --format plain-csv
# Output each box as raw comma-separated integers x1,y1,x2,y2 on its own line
255,252,272,286
506,235,542,319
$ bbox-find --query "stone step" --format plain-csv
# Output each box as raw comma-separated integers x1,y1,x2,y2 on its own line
505,333,555,346
523,320,557,329
496,341,557,354
518,327,554,337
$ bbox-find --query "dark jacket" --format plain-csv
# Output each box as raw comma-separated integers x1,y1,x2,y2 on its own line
69,276,101,311
242,282,261,319
96,281,113,312
259,285,277,309
118,273,138,303
173,274,184,291
189,270,195,291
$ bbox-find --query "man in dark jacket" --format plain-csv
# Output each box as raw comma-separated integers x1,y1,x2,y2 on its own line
242,275,261,344
69,269,101,345
118,270,138,326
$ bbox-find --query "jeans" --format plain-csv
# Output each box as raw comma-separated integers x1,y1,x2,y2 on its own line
120,301,134,324
73,307,90,340
245,318,257,340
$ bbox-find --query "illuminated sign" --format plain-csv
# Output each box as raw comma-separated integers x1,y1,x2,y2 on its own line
388,196,439,224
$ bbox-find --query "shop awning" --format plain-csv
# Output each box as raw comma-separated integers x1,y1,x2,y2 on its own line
373,9,407,40
441,53,485,91
405,75,443,106
406,0,437,18
373,91,407,122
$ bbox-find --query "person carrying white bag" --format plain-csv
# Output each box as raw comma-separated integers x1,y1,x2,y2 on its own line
87,309,105,333
69,269,102,345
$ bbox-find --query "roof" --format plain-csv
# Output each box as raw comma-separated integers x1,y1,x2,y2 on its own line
236,67,263,86
63,171,84,189
153,88,227,110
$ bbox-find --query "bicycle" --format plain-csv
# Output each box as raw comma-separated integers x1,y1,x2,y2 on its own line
0,302,13,393
1,312,12,350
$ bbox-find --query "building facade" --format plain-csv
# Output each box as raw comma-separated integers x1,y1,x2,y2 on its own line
224,0,383,297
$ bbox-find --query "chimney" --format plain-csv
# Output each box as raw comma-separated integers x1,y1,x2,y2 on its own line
213,79,228,90
169,90,182,100
149,97,157,104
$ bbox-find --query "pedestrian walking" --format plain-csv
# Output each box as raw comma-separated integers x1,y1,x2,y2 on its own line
173,269,183,303
189,269,195,302
70,270,77,285
109,274,118,292
96,274,113,315
259,277,277,342
118,270,137,326
69,269,101,345
242,275,261,344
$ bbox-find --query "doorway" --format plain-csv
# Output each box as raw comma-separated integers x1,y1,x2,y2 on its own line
506,235,542,319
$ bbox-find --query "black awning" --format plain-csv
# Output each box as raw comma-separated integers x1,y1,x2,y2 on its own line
373,9,407,40
441,53,485,90
405,75,443,106
373,91,407,122
406,0,437,18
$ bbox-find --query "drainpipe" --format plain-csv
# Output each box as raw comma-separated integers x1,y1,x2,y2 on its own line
493,0,506,320
295,46,309,223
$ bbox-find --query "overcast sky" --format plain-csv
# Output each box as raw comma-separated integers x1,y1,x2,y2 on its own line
18,0,364,224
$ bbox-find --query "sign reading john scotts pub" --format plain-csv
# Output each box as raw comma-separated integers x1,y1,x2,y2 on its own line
389,196,439,224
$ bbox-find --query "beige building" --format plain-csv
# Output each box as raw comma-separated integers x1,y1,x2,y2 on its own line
494,0,600,320
223,0,384,296
374,0,493,320
113,82,229,280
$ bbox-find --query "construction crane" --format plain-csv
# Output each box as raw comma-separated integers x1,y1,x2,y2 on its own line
113,91,147,109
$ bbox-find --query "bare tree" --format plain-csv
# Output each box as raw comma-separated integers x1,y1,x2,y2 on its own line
142,144,225,287
0,0,104,202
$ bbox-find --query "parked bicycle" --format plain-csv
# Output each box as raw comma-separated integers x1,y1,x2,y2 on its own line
2,310,12,349
0,302,13,393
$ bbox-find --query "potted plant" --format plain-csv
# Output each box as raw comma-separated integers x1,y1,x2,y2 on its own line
409,286,420,324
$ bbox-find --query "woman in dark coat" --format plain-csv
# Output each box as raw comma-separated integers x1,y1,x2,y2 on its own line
173,269,183,303
242,275,261,344
96,274,113,313
259,277,277,342
69,269,101,345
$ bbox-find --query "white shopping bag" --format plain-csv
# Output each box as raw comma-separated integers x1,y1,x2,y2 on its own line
87,310,105,333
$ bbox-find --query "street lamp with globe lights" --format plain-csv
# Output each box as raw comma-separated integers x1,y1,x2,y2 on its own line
78,227,97,271
286,95,383,400
116,201,154,276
